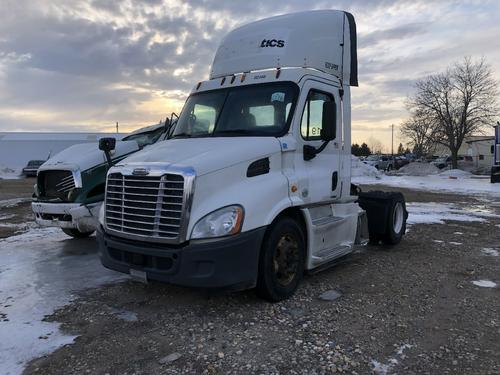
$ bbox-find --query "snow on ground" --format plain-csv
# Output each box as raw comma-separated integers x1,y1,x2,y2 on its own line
439,169,472,178
472,280,497,288
0,226,126,375
406,202,500,225
371,343,413,375
354,170,500,197
0,198,31,209
351,157,499,197
481,248,499,257
0,164,22,180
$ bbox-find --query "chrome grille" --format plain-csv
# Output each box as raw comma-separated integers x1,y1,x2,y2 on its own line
105,173,185,241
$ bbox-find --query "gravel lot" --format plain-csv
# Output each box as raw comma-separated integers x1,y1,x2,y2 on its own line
1,179,499,374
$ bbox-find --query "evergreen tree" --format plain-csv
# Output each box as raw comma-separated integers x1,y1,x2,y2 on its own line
359,142,371,156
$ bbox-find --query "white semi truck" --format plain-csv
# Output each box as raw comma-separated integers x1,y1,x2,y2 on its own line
96,10,408,301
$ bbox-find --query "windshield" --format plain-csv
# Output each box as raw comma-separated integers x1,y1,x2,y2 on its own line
366,155,378,161
172,82,298,138
123,126,165,147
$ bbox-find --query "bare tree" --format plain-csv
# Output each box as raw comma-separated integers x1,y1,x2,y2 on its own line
408,57,498,168
368,136,383,154
400,109,437,158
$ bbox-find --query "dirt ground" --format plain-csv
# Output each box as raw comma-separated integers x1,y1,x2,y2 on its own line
1,179,499,374
0,177,35,238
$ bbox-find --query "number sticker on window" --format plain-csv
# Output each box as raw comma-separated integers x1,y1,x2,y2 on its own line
271,92,285,102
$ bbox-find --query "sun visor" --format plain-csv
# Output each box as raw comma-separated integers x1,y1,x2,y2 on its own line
210,10,358,86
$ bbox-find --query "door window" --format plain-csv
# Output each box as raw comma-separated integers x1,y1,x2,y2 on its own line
300,91,335,141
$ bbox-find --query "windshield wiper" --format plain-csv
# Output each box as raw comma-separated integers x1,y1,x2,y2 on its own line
170,132,192,139
214,129,256,136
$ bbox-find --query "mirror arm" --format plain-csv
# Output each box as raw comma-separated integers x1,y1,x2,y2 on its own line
103,151,113,169
303,140,330,161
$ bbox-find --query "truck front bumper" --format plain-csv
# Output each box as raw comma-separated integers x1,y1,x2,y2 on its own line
32,201,101,232
97,226,267,290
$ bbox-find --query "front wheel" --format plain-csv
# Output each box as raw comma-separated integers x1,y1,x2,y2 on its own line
256,217,305,302
62,228,95,238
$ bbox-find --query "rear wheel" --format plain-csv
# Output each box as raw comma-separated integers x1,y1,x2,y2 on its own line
383,194,407,245
62,228,94,238
256,217,305,302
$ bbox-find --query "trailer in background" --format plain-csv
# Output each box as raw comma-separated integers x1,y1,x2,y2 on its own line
492,122,500,183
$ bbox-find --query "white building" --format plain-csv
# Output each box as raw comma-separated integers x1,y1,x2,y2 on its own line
0,132,125,168
464,136,495,168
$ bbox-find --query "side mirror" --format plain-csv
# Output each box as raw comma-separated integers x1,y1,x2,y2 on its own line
320,101,336,141
99,137,116,169
99,137,116,152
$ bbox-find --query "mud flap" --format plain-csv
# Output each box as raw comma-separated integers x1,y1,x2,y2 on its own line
357,191,408,244
491,166,500,183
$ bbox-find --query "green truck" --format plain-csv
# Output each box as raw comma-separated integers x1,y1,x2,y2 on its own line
32,123,168,237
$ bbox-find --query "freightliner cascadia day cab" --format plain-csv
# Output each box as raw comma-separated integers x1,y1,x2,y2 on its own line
32,123,168,238
97,10,408,301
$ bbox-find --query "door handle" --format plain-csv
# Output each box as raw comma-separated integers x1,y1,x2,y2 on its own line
332,171,338,191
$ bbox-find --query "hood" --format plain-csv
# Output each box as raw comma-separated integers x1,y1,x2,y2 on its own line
39,141,139,172
119,137,282,176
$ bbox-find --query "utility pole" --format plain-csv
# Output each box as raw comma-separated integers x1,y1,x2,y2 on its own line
391,124,394,156
116,122,119,133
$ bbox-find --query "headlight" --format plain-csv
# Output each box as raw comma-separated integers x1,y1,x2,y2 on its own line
191,205,244,239
98,204,105,225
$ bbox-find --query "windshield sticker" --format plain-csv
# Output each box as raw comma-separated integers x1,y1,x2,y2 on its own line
271,92,285,102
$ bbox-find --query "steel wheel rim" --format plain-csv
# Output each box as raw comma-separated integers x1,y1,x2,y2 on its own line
393,202,404,234
273,233,299,286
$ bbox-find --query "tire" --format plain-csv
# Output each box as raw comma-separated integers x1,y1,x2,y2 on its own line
383,193,407,245
256,217,306,302
62,228,95,238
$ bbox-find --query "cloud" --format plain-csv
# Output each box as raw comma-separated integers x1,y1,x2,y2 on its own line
0,0,498,148
358,23,429,49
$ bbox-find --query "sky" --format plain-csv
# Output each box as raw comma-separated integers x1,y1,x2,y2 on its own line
0,0,499,151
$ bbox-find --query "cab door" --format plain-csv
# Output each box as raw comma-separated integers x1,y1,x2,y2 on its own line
292,80,342,204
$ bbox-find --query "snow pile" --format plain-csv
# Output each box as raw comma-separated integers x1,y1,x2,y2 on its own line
395,162,440,176
0,164,21,179
439,169,472,178
351,156,381,178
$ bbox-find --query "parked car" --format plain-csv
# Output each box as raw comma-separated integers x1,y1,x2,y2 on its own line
363,155,394,170
431,156,449,169
32,122,172,238
394,156,410,170
22,160,46,177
